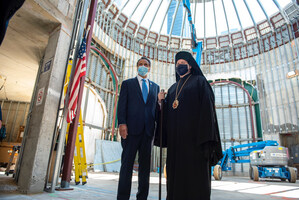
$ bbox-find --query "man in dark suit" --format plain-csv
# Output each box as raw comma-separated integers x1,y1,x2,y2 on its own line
117,57,160,200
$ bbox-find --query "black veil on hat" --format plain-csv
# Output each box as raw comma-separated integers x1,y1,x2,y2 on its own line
175,51,204,81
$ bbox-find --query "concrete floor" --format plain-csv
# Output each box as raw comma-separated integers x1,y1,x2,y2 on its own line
0,172,299,200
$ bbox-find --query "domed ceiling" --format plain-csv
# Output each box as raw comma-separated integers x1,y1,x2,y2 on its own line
109,0,296,39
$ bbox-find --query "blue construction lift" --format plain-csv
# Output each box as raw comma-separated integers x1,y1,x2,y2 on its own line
212,140,297,183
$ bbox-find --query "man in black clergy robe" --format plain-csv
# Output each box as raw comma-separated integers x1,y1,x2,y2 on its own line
156,51,223,200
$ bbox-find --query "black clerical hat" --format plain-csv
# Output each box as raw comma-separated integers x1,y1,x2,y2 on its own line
175,51,204,81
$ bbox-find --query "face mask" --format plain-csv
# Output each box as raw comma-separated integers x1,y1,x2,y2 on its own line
138,65,149,76
176,64,189,76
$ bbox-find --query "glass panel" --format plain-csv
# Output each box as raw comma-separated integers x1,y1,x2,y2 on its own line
276,0,292,8
234,0,254,28
230,85,237,105
214,0,229,35
101,68,107,87
222,85,229,105
214,86,222,105
194,1,204,38
259,0,279,16
122,0,140,17
223,0,241,32
223,108,231,140
246,106,252,138
90,55,97,81
87,54,92,76
130,0,152,24
204,1,216,37
239,107,247,139
246,0,267,24
231,107,239,138
95,62,102,85
140,0,160,29
216,109,223,133
114,0,126,8
150,0,169,34
236,87,245,103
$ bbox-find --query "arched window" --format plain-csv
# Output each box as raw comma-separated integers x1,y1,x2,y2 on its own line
211,81,257,149
211,80,258,173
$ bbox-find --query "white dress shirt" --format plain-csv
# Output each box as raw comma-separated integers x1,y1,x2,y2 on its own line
137,75,149,93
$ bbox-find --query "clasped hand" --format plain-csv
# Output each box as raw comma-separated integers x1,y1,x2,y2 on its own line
158,91,166,103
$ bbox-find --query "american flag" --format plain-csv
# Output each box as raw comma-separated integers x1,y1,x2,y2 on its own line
67,36,87,123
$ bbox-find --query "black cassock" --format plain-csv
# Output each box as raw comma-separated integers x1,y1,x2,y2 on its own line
155,73,223,200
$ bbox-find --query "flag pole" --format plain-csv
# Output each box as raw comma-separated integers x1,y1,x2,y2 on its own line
48,0,90,192
60,0,98,189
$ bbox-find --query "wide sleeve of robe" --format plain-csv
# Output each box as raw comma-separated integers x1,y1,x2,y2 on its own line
197,77,223,166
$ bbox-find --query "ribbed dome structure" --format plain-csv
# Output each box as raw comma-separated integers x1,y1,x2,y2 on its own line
87,0,299,172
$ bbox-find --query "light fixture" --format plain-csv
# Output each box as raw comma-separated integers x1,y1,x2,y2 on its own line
0,74,7,80
286,69,299,79
0,74,7,91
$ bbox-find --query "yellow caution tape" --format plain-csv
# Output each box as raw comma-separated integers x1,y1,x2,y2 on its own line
87,158,121,166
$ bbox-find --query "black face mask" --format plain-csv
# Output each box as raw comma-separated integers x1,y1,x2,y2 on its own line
176,64,189,76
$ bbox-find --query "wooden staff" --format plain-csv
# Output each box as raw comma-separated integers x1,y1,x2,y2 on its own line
159,89,165,200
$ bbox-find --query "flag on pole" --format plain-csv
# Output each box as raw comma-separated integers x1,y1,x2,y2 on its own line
67,36,87,123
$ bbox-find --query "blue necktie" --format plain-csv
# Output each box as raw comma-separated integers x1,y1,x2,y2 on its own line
142,79,148,102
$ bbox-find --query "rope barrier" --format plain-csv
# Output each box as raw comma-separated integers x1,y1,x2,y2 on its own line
87,158,121,166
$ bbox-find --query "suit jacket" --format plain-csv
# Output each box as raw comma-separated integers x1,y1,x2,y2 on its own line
117,77,160,137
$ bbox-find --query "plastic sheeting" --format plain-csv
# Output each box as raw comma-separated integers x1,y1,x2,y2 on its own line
81,85,107,164
94,139,122,172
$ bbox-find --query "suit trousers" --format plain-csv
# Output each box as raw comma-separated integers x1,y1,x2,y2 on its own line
117,131,153,200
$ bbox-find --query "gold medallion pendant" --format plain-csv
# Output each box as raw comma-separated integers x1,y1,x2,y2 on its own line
172,99,179,109
173,74,192,110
